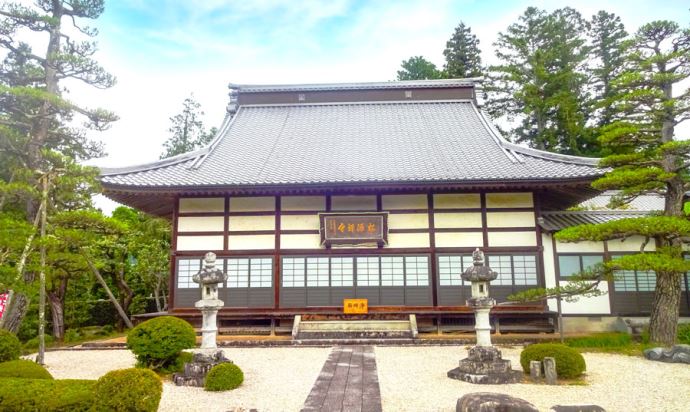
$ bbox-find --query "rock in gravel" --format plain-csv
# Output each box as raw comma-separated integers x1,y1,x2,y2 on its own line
643,344,690,364
456,392,538,412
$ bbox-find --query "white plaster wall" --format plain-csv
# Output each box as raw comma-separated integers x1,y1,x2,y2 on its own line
387,233,430,248
381,194,427,210
542,233,558,312
227,234,275,250
229,196,275,212
280,234,321,249
486,211,535,228
433,193,480,209
388,213,429,229
228,215,276,231
559,281,612,315
488,231,537,247
176,235,223,251
485,192,533,208
281,196,326,211
434,232,483,248
607,235,656,252
434,212,482,228
555,240,605,253
178,197,224,213
331,195,377,211
281,214,320,230
177,216,225,232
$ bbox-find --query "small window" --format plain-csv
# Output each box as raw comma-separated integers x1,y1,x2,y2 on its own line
331,257,354,287
282,257,305,287
438,255,472,286
228,257,272,288
611,254,656,292
557,255,603,279
227,258,249,288
177,259,201,289
488,255,514,286
405,256,429,286
307,257,329,287
381,256,404,286
356,257,380,286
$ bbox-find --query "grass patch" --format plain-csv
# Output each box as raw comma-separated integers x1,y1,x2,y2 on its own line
565,332,654,356
21,327,126,354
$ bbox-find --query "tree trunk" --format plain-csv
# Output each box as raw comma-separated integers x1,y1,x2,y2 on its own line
113,266,133,331
47,277,67,342
648,271,682,346
83,253,134,329
0,292,28,333
48,292,65,342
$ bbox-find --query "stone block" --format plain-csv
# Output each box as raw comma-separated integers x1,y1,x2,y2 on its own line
529,360,541,382
456,392,538,412
543,357,557,385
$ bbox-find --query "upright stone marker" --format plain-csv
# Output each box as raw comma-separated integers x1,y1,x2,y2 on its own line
448,249,522,384
193,252,227,349
543,357,557,385
529,360,541,382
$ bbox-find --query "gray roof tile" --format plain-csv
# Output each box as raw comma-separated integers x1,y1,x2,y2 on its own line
100,100,602,189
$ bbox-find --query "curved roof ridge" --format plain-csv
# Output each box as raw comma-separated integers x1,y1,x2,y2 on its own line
230,78,482,93
472,106,521,164
473,110,600,167
99,147,207,176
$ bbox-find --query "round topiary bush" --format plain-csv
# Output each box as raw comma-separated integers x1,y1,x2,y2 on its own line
93,368,162,412
0,329,21,362
204,362,244,391
520,343,586,379
0,359,53,379
127,316,196,370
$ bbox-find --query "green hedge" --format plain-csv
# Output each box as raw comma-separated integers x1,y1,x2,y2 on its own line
0,360,53,379
127,316,196,371
205,363,244,392
93,368,162,412
0,330,21,362
520,343,586,379
0,378,95,411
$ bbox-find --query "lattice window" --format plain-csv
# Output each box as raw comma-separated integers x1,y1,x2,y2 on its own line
356,257,380,286
177,259,201,289
331,257,354,287
438,255,472,286
282,257,305,287
380,256,404,286
405,256,429,286
612,255,656,292
307,257,330,287
227,258,249,288
488,255,513,286
250,258,273,288
512,255,537,285
558,254,603,278
614,270,637,292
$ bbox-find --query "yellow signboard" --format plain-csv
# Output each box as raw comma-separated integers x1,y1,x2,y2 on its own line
343,298,368,314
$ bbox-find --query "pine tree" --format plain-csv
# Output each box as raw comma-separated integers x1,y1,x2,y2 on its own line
443,22,482,78
160,95,217,159
588,11,628,129
512,20,690,346
487,7,595,155
396,56,444,80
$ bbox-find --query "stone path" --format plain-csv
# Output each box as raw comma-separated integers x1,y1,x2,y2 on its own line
301,346,382,412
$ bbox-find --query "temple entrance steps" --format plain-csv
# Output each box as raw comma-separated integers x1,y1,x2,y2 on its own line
292,315,418,342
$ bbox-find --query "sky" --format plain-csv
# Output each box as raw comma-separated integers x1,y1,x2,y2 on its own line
16,0,690,213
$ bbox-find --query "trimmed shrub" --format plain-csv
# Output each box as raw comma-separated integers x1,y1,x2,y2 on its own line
566,332,632,348
165,350,194,374
0,330,21,362
0,359,53,379
677,323,690,345
93,368,162,412
205,362,244,391
520,343,586,379
0,378,95,411
22,334,55,351
127,316,196,370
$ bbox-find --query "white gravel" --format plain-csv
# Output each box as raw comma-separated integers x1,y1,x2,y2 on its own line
376,345,690,412
33,345,690,412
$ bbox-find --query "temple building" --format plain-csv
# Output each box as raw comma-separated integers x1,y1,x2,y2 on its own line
100,79,690,333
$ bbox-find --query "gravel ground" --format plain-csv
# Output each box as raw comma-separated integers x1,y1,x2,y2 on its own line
376,345,690,412
34,345,690,412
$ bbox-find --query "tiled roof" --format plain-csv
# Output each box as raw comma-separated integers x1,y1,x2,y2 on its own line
229,79,479,93
580,191,666,211
100,100,602,189
538,210,652,232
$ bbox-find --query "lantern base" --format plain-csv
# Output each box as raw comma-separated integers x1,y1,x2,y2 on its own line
448,345,522,384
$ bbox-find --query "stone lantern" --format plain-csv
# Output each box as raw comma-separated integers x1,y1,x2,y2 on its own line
448,248,521,384
193,252,227,349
